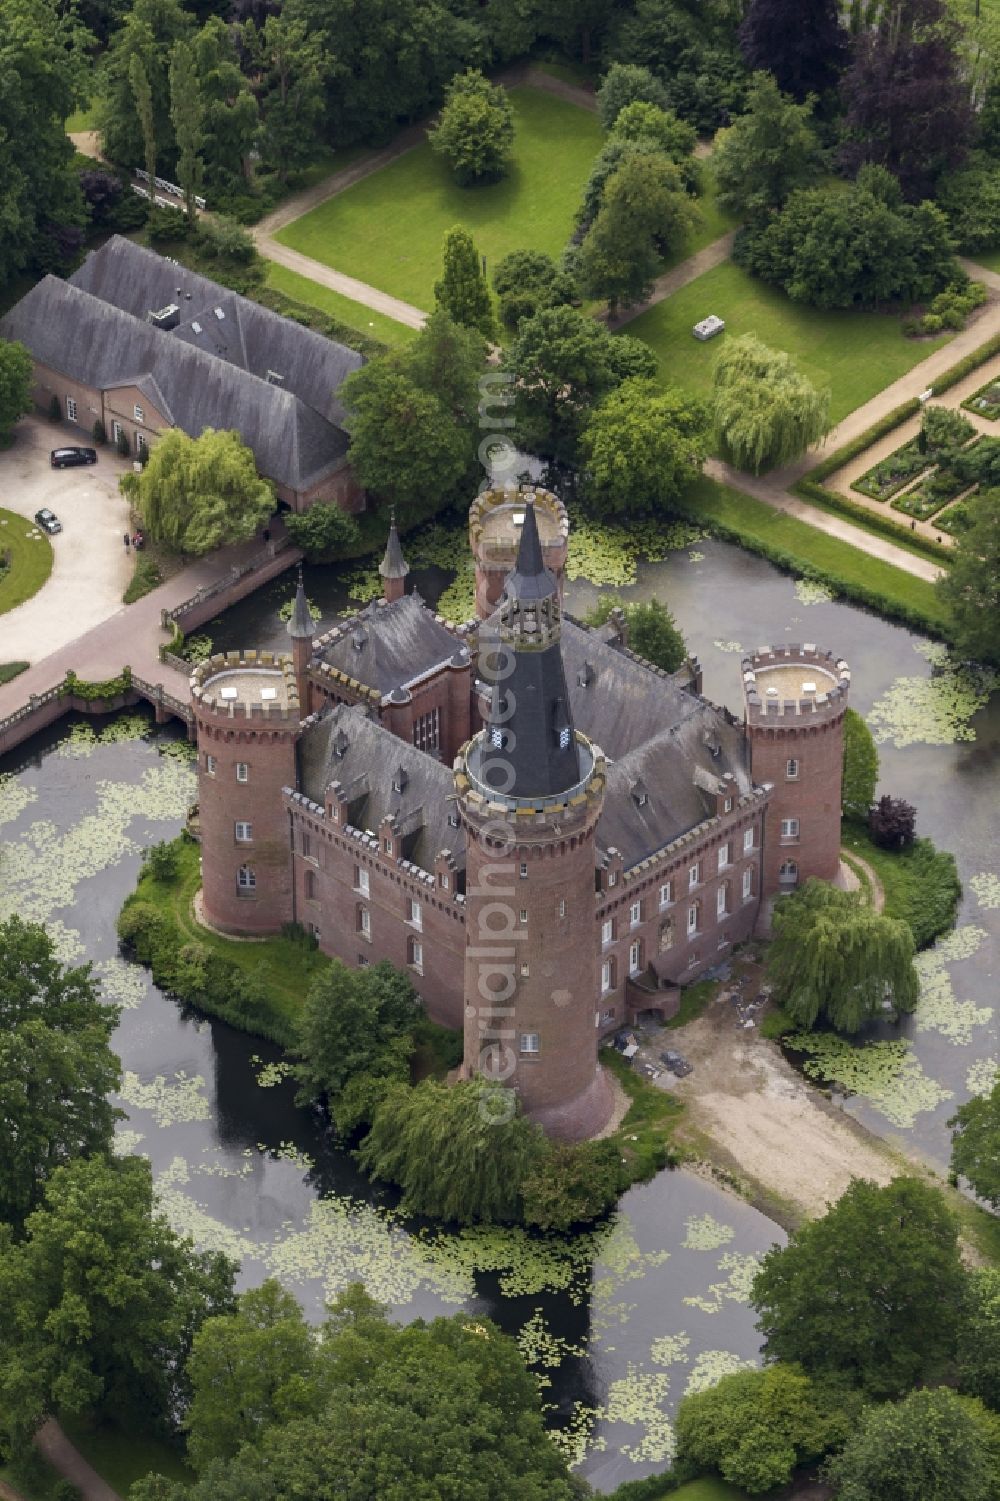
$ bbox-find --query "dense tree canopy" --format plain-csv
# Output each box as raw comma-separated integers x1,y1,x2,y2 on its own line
294,960,419,1106
752,1177,965,1397
608,0,747,132
580,377,709,514
429,71,515,186
949,1077,1000,1209
824,1388,1000,1501
121,428,275,555
579,151,698,310
840,0,975,200
738,0,848,100
713,72,820,218
958,1268,1000,1411
0,1154,235,1449
596,61,671,129
241,14,326,184
0,917,122,1233
191,18,258,197
768,879,918,1033
676,1363,837,1494
492,250,578,330
841,708,879,821
713,335,830,474
589,596,688,674
937,488,1000,667
503,303,656,461
0,340,34,445
99,0,193,174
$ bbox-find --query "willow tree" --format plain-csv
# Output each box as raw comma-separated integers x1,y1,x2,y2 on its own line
120,428,274,555
713,335,830,474
768,879,919,1033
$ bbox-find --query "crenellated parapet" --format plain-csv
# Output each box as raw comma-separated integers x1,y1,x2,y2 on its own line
469,485,569,619
190,652,301,723
742,644,850,726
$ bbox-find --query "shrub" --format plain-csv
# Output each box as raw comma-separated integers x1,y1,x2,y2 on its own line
521,1140,622,1231
195,214,258,265
48,395,61,422
52,1482,84,1501
146,205,189,243
116,428,131,458
284,504,360,560
868,794,916,849
92,418,107,445
123,557,162,604
597,62,671,130
141,840,180,882
842,824,961,949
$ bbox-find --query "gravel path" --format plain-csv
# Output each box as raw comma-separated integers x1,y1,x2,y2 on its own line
35,1421,123,1501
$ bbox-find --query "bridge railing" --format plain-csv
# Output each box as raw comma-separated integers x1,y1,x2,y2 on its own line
161,534,295,631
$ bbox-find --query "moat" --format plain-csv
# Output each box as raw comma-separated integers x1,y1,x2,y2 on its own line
2,537,997,1490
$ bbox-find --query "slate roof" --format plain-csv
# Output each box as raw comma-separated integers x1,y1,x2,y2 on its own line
298,705,465,872
0,238,363,493
561,619,704,762
316,595,462,699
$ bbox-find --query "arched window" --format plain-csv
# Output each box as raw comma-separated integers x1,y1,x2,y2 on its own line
236,864,255,894
716,881,730,920
659,917,674,953
304,868,317,901
779,860,798,885
687,901,700,937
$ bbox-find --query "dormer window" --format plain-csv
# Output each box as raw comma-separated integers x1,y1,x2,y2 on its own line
392,767,408,793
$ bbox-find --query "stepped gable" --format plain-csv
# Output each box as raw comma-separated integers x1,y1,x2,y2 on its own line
297,705,465,872
597,711,754,869
561,617,706,761
68,235,362,427
313,594,460,700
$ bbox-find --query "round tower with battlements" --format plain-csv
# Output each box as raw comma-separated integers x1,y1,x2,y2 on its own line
469,485,568,620
455,501,614,1140
742,644,850,901
192,652,302,935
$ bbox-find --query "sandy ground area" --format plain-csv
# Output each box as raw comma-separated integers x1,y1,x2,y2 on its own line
637,951,901,1225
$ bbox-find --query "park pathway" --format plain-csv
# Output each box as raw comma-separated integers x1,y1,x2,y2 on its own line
34,1421,123,1501
607,231,735,330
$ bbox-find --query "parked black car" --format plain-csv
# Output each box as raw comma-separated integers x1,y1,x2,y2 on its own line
34,508,62,534
50,447,97,468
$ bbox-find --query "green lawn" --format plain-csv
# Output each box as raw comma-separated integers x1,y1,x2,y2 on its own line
59,1416,194,1494
625,260,952,425
65,97,101,133
265,263,418,348
685,476,949,629
276,86,605,308
0,504,54,615
670,1481,749,1501
970,245,1000,274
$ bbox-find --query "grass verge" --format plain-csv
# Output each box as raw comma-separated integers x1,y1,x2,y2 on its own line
624,260,952,425
264,263,418,348
664,979,715,1031
841,822,961,949
0,660,29,683
602,1046,686,1181
58,1415,194,1494
123,555,163,604
681,476,950,635
0,506,54,615
275,86,605,307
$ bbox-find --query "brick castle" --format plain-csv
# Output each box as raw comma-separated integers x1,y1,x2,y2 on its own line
191,488,850,1138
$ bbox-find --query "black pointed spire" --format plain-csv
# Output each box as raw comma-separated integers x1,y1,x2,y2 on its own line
504,500,555,603
287,565,314,640
378,509,410,582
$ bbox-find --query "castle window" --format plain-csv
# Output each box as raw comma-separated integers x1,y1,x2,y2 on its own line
66,396,77,423
608,870,617,887
786,758,799,780
601,918,614,947
357,906,371,940
688,862,700,891
743,827,755,853
601,958,615,993
519,908,527,924
519,861,528,879
236,762,249,783
133,403,144,423
304,869,317,901
629,940,642,976
412,708,441,754
779,860,799,885
440,872,450,890
112,420,123,447
601,1007,615,1025
742,866,754,901
135,431,147,457
235,821,252,843
355,865,369,896
448,812,460,828
384,838,393,854
717,883,730,919
357,954,370,968
659,917,674,952
310,923,321,940
205,754,216,776
629,899,642,927
558,898,566,918
236,864,255,895
558,727,571,750
408,898,422,930
687,902,700,936
301,832,311,858
489,726,503,750
780,818,800,842
659,880,673,908
724,797,733,813
408,936,423,974
520,1032,540,1055
520,962,530,977
718,842,731,871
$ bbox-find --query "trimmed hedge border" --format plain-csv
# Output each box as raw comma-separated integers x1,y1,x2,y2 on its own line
929,328,1000,398
795,478,949,565
807,399,922,484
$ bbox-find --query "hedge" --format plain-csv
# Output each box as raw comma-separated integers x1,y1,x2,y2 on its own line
807,399,923,484
928,329,1000,398
795,479,950,566
62,666,133,701
842,823,962,949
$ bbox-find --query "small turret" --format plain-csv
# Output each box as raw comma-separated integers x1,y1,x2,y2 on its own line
378,512,409,604
286,567,314,711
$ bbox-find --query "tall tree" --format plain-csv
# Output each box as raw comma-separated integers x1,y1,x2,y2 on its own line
841,708,879,821
129,53,158,195
294,960,418,1104
0,1155,235,1450
596,61,671,129
169,40,204,219
120,428,274,555
240,14,325,185
713,335,830,474
429,71,515,186
579,153,698,311
99,0,192,174
767,879,918,1033
958,1268,1000,1411
739,0,848,100
937,488,1000,667
713,72,820,218
0,916,121,1232
0,340,34,445
840,0,975,200
949,1077,1000,1208
824,1388,999,1501
341,364,470,524
434,227,497,341
192,19,258,195
752,1176,965,1396
588,596,689,674
503,303,656,461
580,378,709,516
